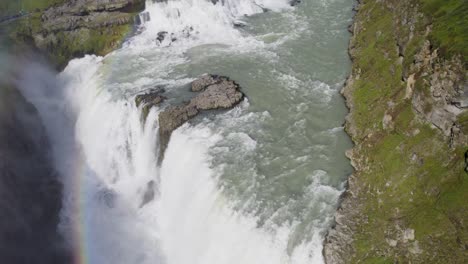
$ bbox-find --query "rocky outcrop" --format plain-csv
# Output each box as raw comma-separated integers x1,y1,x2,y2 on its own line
9,0,145,69
191,74,221,92
0,83,68,263
135,75,244,161
135,88,167,121
324,0,468,263
159,75,244,159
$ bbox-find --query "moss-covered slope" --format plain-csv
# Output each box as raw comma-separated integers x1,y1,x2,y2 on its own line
324,0,468,263
1,0,145,69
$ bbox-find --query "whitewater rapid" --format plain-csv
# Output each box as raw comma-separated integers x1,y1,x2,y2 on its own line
14,0,354,263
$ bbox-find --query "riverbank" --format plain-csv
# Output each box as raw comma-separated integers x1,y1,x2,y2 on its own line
3,0,144,69
324,0,468,263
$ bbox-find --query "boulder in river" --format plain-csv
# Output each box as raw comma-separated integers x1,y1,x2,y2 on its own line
189,78,244,110
157,74,244,160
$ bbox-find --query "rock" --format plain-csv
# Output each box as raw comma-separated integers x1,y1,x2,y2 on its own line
182,26,194,38
409,241,423,255
191,74,221,92
135,88,166,107
290,0,301,6
386,239,398,247
233,21,247,28
464,150,468,172
11,0,145,69
142,11,151,22
382,113,394,130
402,228,415,242
140,180,155,207
158,105,199,157
135,88,167,121
405,73,415,99
158,75,244,160
189,79,244,110
157,31,168,43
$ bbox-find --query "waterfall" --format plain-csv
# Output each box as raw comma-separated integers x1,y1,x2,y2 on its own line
13,0,354,263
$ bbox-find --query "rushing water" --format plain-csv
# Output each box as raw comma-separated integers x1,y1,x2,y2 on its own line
14,0,354,263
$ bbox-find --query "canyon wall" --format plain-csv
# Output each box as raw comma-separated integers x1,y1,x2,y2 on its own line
324,0,468,263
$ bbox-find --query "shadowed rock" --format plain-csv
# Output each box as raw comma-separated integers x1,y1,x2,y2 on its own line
140,180,156,207
0,83,68,263
135,88,167,121
290,0,301,6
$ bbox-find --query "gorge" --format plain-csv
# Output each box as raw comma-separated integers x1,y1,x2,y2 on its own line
0,0,467,264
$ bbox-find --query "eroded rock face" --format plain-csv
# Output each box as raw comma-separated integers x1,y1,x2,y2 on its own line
410,40,466,138
135,88,167,121
157,75,244,160
158,105,199,157
135,88,166,108
324,0,468,263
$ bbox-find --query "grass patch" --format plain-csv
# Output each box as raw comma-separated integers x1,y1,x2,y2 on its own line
420,0,468,63
1,0,65,16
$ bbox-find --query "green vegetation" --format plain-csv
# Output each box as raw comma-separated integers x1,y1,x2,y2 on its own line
2,0,140,69
345,0,468,262
47,24,132,68
420,0,468,63
0,0,65,16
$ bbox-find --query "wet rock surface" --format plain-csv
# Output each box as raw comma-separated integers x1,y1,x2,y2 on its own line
135,87,167,121
135,88,167,108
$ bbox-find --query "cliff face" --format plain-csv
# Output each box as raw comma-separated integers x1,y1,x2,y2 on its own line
0,82,68,263
324,0,468,263
5,0,145,68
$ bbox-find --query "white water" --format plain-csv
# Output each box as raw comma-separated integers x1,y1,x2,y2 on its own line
13,0,354,263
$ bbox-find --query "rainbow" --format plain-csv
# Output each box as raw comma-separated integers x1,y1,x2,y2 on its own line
70,155,90,264
66,54,116,264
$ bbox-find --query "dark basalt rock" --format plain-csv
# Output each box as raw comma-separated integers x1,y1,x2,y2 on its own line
289,0,301,6
157,31,168,43
140,180,156,207
233,21,247,28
